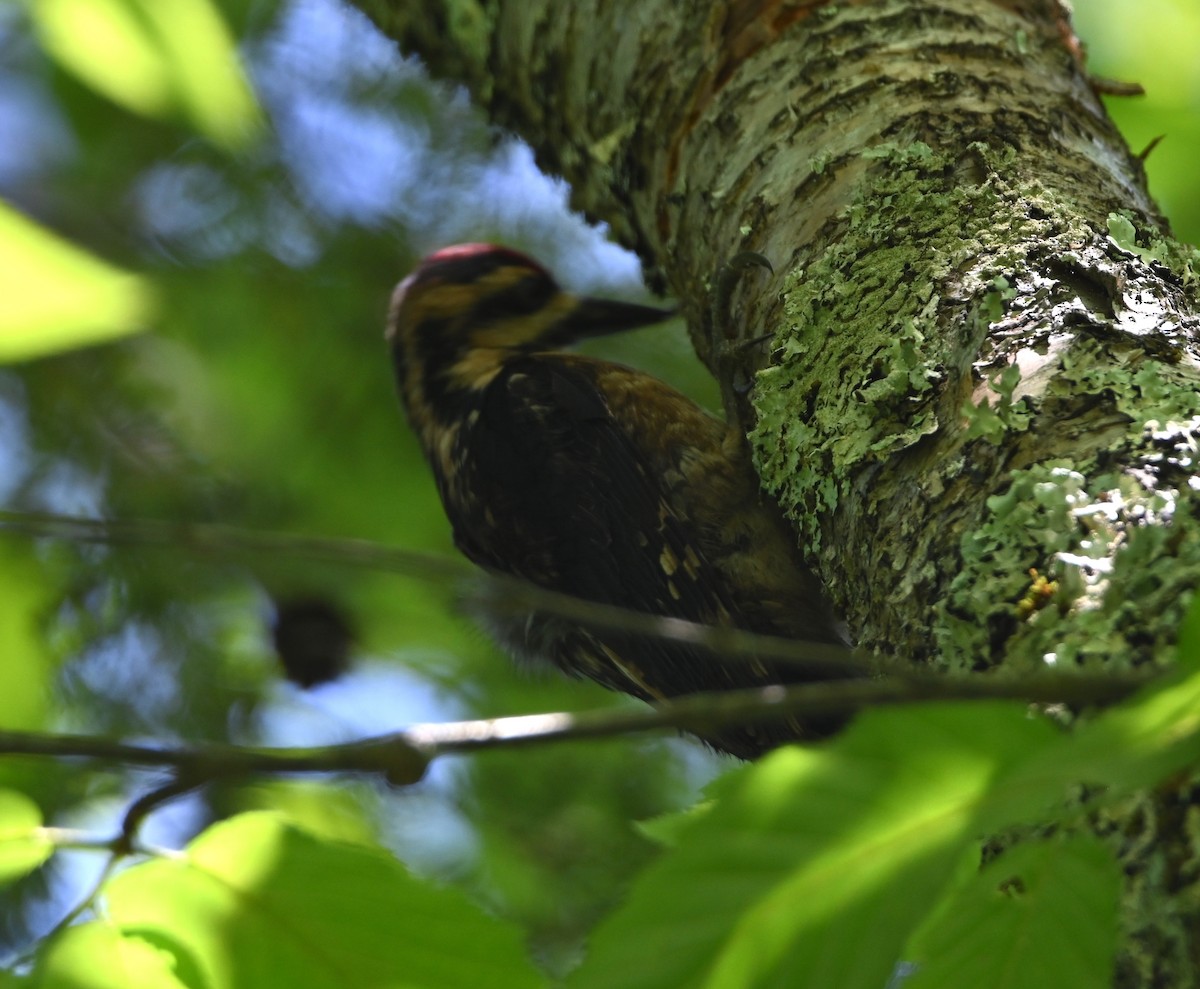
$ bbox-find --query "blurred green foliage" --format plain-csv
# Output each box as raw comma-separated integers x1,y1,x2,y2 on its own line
0,0,1195,982
0,0,705,967
28,0,260,148
0,200,152,360
1073,0,1200,241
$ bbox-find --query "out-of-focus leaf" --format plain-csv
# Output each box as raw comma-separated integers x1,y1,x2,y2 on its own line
0,201,152,361
31,921,187,989
571,667,1200,989
905,837,1120,989
0,790,52,887
990,662,1200,827
1176,589,1200,672
0,543,54,729
569,704,1055,989
235,780,380,848
104,812,545,989
29,0,260,149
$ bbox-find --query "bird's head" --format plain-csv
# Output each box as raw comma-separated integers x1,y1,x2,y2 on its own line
387,244,674,420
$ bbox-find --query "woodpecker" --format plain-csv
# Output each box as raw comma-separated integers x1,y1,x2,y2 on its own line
387,244,851,759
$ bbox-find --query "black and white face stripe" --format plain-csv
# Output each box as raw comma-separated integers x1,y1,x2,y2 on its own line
463,270,558,325
386,248,557,442
387,243,673,445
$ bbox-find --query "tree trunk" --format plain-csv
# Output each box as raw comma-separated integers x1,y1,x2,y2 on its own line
358,0,1200,983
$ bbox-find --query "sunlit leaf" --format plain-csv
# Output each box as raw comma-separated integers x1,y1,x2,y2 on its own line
31,922,187,989
990,662,1200,823
134,0,261,148
0,201,152,361
29,0,260,149
1176,590,1200,672
0,789,52,886
30,0,169,116
906,837,1120,989
570,704,1055,989
574,674,1200,989
0,543,55,729
104,812,544,989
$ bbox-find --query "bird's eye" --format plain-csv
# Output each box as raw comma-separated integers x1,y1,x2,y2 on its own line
486,273,556,318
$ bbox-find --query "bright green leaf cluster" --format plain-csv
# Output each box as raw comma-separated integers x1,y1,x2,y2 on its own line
0,202,153,362
0,790,52,886
28,813,544,988
567,654,1200,989
3,0,261,365
5,648,1199,986
27,0,260,149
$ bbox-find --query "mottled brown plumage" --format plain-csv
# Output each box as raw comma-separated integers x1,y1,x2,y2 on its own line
387,244,849,758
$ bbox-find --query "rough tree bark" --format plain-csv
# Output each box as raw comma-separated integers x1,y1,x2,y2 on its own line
358,0,1200,984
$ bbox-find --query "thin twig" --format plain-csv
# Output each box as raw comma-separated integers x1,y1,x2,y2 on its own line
0,668,1158,778
0,510,874,676
12,825,175,969
114,776,201,855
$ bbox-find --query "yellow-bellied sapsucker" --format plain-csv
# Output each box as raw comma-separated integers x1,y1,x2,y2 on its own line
387,244,850,759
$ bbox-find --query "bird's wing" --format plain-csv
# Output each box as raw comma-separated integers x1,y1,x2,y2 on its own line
450,357,740,687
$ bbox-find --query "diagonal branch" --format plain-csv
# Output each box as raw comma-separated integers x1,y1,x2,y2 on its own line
0,509,869,675
0,667,1156,782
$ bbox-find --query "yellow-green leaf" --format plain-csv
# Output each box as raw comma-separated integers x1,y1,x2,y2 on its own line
29,0,260,149
0,790,52,886
0,200,153,361
906,837,1120,989
33,922,188,989
104,812,545,989
0,542,56,728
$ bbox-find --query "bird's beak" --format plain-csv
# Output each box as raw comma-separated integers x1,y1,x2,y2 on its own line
549,296,677,345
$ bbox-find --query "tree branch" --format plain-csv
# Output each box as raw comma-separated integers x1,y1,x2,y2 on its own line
0,510,871,676
0,667,1157,781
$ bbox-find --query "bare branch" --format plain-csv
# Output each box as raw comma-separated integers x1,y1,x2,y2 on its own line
0,667,1156,777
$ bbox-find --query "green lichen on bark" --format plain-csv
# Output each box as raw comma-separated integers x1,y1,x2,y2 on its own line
748,135,1200,649
1107,211,1200,290
747,140,1098,549
749,141,961,550
934,461,1200,674
936,328,1200,672
961,362,1034,442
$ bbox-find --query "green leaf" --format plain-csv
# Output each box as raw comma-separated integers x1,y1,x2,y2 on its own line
0,543,55,731
0,789,52,886
32,922,188,989
1076,662,1200,794
1176,591,1200,672
906,836,1120,989
633,800,714,848
0,201,153,362
28,0,260,149
569,704,1054,989
103,812,544,989
993,662,1200,822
